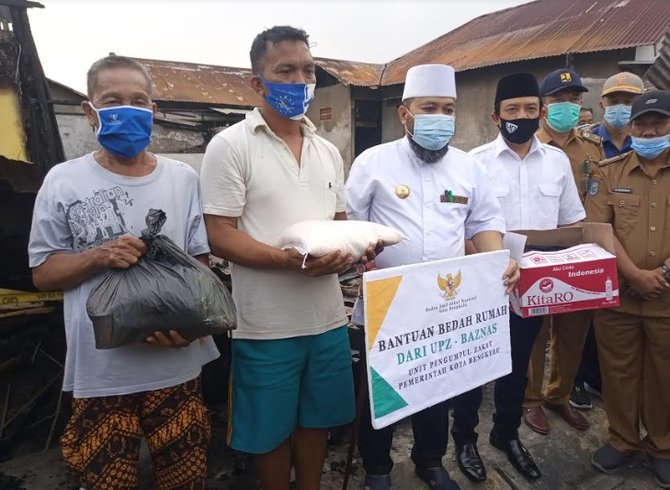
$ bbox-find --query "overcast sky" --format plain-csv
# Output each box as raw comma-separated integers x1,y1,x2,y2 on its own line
29,0,533,92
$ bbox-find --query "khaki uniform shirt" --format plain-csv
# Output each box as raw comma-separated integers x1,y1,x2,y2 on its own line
537,121,605,203
585,151,670,317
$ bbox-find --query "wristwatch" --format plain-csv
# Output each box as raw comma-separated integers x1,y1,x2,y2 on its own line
662,263,670,283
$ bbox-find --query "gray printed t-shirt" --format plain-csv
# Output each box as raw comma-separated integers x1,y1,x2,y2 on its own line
28,153,220,398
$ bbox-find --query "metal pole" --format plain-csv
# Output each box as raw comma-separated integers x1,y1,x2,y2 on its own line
342,337,369,490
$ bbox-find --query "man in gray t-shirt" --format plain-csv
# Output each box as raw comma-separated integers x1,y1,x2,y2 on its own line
28,55,218,490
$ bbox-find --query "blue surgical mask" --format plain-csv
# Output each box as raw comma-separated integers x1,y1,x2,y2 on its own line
604,104,632,130
407,113,456,150
261,78,316,120
631,134,670,159
546,101,581,133
89,103,153,159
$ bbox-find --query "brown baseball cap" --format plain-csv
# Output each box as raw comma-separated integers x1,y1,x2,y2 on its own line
601,72,645,97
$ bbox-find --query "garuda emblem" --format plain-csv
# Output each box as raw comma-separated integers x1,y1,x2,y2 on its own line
437,271,462,300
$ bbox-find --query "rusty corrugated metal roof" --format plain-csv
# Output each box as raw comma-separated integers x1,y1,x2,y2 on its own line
314,57,385,87
382,0,670,86
134,56,385,104
132,0,670,101
133,57,262,107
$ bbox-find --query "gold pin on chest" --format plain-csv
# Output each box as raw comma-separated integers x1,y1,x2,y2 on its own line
395,184,410,199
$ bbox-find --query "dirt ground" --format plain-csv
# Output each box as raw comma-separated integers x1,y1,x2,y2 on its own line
0,382,660,490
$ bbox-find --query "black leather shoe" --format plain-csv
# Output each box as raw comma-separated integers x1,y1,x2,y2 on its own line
455,443,487,482
489,431,541,480
364,473,391,490
415,466,461,489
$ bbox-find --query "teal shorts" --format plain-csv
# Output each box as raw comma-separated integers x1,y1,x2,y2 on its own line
228,326,355,454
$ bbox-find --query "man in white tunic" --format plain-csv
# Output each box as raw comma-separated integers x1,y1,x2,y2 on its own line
451,73,585,483
346,64,518,490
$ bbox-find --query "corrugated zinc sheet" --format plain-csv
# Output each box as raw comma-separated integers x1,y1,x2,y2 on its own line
134,58,262,107
135,56,385,104
314,57,385,87
647,29,670,90
382,0,670,86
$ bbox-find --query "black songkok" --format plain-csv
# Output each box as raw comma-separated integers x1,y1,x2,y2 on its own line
495,73,540,104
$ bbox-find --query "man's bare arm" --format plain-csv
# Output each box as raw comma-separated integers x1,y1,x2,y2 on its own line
32,235,146,291
204,215,352,276
464,240,478,255
470,231,503,252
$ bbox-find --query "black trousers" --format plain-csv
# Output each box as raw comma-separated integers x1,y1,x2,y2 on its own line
355,326,450,476
451,313,544,444
574,323,602,389
358,393,451,475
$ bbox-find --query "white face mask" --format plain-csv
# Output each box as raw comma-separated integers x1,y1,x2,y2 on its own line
405,110,456,150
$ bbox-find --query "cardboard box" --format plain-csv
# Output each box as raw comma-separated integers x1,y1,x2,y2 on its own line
509,223,620,317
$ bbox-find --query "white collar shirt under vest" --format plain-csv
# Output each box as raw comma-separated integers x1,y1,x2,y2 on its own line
469,133,585,231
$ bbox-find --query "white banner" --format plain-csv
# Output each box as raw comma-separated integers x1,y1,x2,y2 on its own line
363,250,511,429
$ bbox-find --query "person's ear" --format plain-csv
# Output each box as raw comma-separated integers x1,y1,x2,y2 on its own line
490,111,501,127
82,101,98,130
250,76,266,97
398,104,412,127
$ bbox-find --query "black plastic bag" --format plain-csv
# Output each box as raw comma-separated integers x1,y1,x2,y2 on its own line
86,209,236,349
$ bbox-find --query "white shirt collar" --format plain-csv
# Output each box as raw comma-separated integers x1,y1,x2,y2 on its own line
246,107,317,136
400,135,422,157
493,132,544,160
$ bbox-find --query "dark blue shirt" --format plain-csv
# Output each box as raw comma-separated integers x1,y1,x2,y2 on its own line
593,123,632,159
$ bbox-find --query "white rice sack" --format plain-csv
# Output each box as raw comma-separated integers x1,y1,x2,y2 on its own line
275,220,407,263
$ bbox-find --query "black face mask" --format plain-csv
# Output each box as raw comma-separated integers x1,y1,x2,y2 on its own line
499,117,540,144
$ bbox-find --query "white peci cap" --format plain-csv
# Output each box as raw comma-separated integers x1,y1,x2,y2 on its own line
402,64,457,101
